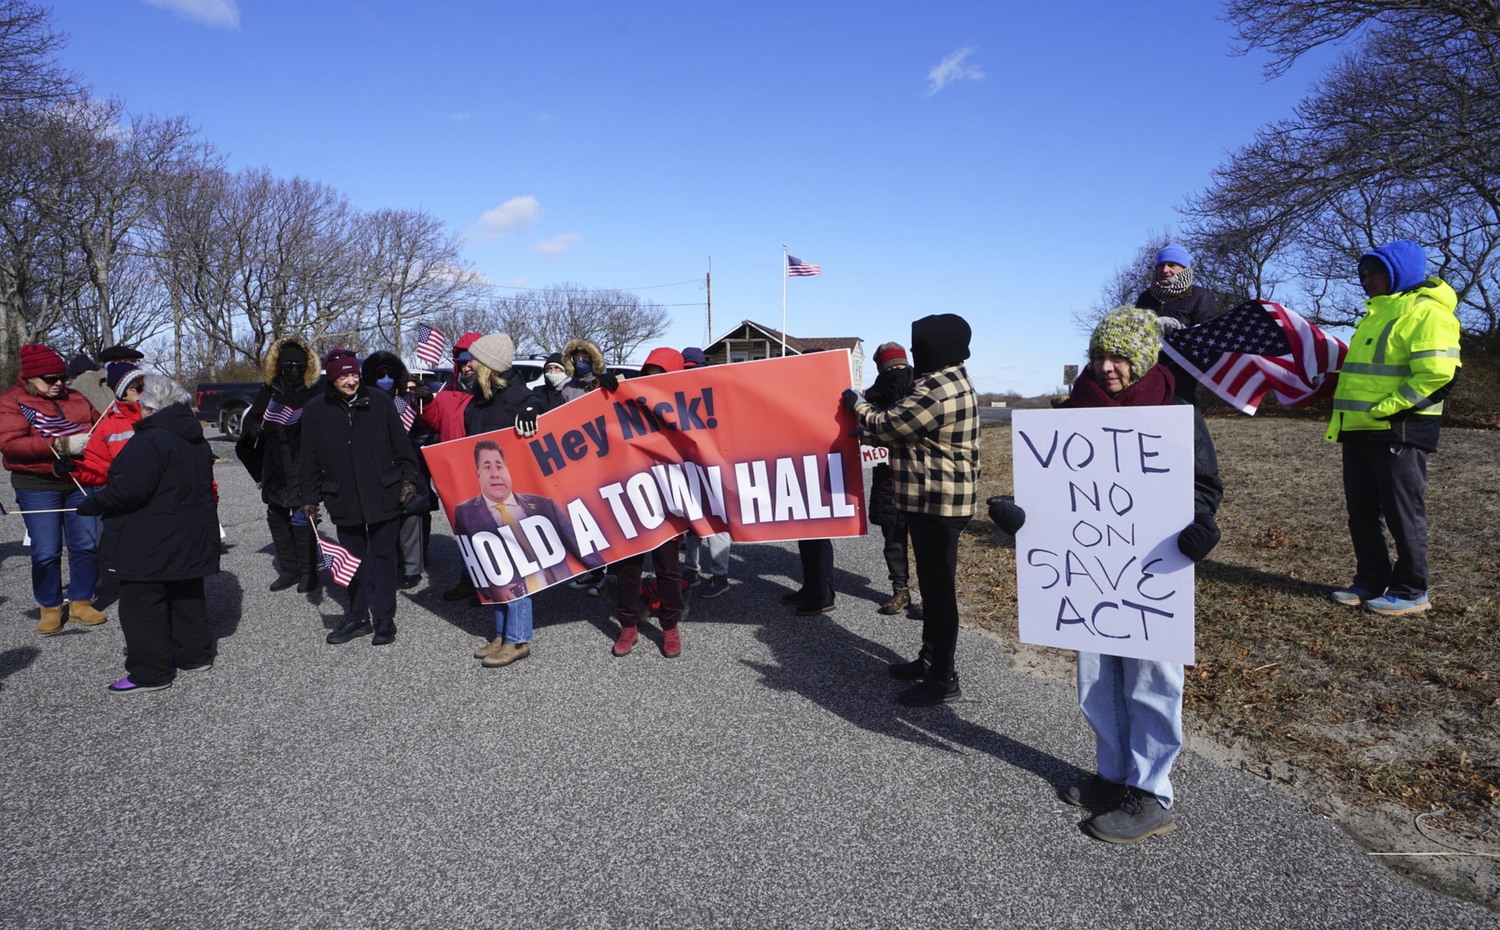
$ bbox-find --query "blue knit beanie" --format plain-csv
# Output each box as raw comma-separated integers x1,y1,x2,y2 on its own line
1155,243,1192,268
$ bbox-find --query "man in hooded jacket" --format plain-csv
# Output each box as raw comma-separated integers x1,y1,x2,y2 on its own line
1326,239,1461,617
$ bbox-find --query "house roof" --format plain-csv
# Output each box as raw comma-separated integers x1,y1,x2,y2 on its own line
709,320,861,354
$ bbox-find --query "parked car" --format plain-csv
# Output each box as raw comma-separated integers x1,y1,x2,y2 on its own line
194,382,262,440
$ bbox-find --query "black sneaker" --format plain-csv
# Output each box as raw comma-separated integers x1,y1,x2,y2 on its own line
399,574,422,590
1061,775,1128,809
779,588,811,605
326,620,373,645
441,578,475,602
897,675,961,707
699,575,729,598
1084,789,1176,844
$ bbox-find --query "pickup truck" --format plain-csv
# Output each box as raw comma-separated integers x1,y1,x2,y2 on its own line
194,382,262,440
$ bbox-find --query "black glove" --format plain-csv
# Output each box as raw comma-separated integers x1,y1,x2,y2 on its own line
398,480,417,508
597,372,620,392
987,495,1026,534
74,494,102,516
301,503,321,526
409,383,434,402
515,402,542,438
841,389,863,412
1176,512,1221,562
51,458,78,477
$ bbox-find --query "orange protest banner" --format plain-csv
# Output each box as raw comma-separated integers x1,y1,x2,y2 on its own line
422,352,867,604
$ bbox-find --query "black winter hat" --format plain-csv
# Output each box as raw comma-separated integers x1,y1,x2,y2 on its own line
910,313,972,374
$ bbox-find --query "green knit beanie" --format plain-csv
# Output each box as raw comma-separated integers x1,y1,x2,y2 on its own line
1088,305,1164,379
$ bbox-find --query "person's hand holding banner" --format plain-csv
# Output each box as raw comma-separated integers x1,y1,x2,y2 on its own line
515,402,542,438
597,372,619,391
1175,513,1221,562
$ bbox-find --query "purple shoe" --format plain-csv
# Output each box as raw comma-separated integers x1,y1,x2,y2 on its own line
107,676,172,695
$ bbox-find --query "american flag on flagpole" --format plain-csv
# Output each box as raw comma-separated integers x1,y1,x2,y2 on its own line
263,399,303,426
1162,299,1348,415
19,405,88,438
393,395,416,431
786,255,822,277
317,535,362,587
414,324,448,368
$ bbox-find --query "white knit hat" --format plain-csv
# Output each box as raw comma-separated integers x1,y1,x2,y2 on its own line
468,333,515,373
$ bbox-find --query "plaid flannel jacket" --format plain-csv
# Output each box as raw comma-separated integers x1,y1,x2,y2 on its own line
855,364,979,518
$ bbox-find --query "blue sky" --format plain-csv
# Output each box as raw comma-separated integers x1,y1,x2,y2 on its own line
47,0,1334,395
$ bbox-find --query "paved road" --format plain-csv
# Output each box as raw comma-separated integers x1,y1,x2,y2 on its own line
1,436,1494,930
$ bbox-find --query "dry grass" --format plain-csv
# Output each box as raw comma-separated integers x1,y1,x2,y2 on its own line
959,413,1500,903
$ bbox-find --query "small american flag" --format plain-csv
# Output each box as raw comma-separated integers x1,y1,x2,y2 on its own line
787,255,822,277
19,404,88,438
393,395,416,431
414,324,448,368
263,399,302,426
1163,299,1348,415
317,535,362,587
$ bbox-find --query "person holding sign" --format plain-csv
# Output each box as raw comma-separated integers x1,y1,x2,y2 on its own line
993,305,1222,843
844,314,979,707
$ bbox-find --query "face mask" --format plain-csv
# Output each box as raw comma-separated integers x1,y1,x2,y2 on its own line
544,371,567,389
375,375,395,392
573,358,592,377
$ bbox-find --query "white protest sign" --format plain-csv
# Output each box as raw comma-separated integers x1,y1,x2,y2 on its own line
859,444,889,469
1011,406,1197,665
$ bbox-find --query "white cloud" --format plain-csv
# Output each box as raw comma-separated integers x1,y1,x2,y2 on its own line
144,0,241,30
926,46,984,96
532,233,582,259
477,196,542,238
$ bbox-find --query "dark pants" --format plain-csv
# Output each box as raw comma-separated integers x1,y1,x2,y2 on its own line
120,577,214,686
797,539,834,598
267,504,317,581
617,537,683,629
878,521,910,588
1342,440,1429,599
905,511,970,680
337,518,400,624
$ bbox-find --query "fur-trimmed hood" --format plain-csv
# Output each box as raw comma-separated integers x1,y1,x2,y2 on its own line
561,338,606,380
259,336,318,387
361,350,408,388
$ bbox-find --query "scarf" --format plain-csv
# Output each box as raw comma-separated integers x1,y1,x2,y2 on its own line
1067,364,1175,409
1147,266,1194,304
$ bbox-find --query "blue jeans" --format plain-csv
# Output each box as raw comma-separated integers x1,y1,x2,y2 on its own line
494,595,532,644
1076,652,1185,807
17,486,101,607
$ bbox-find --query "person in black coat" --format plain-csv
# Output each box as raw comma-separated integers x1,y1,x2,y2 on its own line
864,342,919,617
236,336,321,593
299,350,420,647
1134,243,1222,405
363,350,437,589
76,376,220,695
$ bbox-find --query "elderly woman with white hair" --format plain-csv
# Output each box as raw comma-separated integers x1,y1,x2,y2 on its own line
77,374,220,694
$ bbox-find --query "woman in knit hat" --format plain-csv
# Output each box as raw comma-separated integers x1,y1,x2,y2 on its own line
1134,243,1222,404
0,343,108,634
988,305,1223,844
863,342,920,618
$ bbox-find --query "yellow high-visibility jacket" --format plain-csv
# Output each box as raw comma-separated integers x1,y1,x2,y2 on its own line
1326,277,1462,451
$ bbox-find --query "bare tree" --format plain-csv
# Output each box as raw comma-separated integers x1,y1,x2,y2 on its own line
0,0,77,112
488,283,670,362
1072,232,1171,335
359,207,485,358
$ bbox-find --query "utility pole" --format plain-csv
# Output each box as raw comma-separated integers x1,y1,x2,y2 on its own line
705,259,713,343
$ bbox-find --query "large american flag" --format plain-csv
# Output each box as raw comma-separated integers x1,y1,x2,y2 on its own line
786,254,822,277
1162,299,1348,415
393,394,416,431
317,535,362,587
414,324,448,368
263,399,302,426
19,404,88,438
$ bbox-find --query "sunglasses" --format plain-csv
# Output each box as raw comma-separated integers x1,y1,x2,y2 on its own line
36,374,65,384
279,362,308,372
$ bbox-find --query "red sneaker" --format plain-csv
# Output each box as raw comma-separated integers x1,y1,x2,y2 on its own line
612,625,638,657
661,626,681,658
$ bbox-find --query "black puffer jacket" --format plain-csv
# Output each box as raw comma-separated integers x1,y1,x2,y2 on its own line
236,337,319,508
363,350,437,514
78,403,220,581
299,381,419,527
463,373,541,437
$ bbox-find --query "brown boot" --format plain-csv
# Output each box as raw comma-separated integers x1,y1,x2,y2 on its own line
69,600,108,627
37,605,65,635
472,637,504,659
878,586,910,616
482,642,531,668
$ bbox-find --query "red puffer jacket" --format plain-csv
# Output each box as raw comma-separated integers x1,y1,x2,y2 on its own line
0,383,101,480
75,400,143,486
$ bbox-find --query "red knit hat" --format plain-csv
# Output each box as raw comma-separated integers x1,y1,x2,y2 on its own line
874,342,909,373
453,332,483,358
643,347,685,373
19,344,66,379
323,349,361,379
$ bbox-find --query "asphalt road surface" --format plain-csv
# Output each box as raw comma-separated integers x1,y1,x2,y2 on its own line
1,435,1493,929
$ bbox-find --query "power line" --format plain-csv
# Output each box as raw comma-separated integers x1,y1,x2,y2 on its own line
485,278,702,292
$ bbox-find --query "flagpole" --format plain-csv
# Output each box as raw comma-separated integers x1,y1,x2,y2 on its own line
780,244,789,357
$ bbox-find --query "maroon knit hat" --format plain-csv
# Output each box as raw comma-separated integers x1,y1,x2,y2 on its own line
19,344,66,379
323,349,361,379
